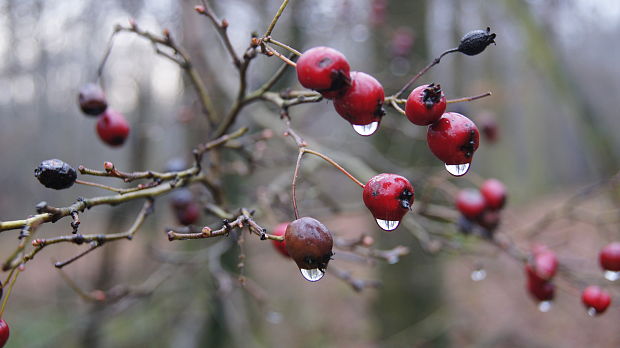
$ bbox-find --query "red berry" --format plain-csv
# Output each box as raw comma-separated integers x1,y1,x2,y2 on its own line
480,178,507,210
529,245,558,281
333,71,385,134
405,84,447,126
170,189,200,226
478,112,499,143
455,188,485,220
296,47,351,99
0,319,9,347
78,83,108,116
427,112,480,165
363,173,414,231
599,242,620,272
476,209,501,232
582,286,612,315
527,276,555,302
285,217,333,274
271,223,290,258
96,109,130,147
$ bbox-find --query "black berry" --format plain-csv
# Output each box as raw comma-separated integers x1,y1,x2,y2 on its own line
34,159,77,190
458,27,496,56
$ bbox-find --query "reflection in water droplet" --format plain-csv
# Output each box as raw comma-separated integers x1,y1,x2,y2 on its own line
538,301,552,312
352,122,379,136
587,307,598,317
470,269,487,282
604,270,620,281
265,311,283,324
387,255,399,264
300,268,324,282
375,219,400,231
444,163,470,177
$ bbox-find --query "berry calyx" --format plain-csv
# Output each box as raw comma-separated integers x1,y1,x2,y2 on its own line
296,46,351,99
333,71,385,135
582,286,612,315
362,173,414,231
405,83,447,126
271,222,290,258
34,159,77,190
458,27,496,56
0,319,8,347
78,83,108,116
284,217,333,277
455,188,486,220
599,242,620,272
480,178,507,210
427,112,480,165
96,109,130,147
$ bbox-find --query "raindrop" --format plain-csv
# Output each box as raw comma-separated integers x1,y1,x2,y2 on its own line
587,307,598,317
352,122,379,136
470,269,487,282
375,219,400,231
538,301,552,312
300,268,324,282
445,163,470,177
604,270,620,281
386,255,400,264
265,311,283,324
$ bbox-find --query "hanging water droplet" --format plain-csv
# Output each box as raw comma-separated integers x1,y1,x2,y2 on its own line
470,269,487,282
587,307,598,317
444,163,470,176
538,301,552,312
265,311,283,324
604,270,620,281
386,255,400,264
375,219,400,231
352,122,379,136
300,268,324,282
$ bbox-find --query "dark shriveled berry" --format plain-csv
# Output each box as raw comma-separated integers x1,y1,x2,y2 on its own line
285,217,333,271
34,159,77,190
78,83,108,116
458,27,496,56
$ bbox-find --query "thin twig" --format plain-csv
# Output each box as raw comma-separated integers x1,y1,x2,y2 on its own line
393,48,459,98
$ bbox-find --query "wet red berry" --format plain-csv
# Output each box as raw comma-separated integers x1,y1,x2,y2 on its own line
296,47,351,99
34,159,77,190
478,112,499,143
582,286,611,315
427,112,480,165
0,319,9,347
271,222,290,258
405,84,446,126
455,188,485,220
529,245,558,281
284,217,333,272
363,173,414,230
526,275,555,302
480,178,507,210
333,71,385,133
78,83,108,116
170,189,200,226
600,242,620,272
96,109,130,147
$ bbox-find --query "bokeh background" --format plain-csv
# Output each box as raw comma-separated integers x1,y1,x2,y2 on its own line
1,0,620,347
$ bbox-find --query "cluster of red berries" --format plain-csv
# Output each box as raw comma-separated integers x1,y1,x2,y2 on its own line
455,178,506,236
78,83,130,147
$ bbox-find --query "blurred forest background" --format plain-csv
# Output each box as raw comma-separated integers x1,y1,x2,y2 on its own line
1,0,620,347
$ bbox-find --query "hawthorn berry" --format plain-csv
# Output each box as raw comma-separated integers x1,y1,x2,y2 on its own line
458,27,496,56
405,83,447,126
296,46,351,99
427,112,479,173
480,178,507,210
78,83,108,116
476,209,501,234
96,109,130,147
362,173,414,231
582,286,612,315
455,188,485,220
34,159,77,190
284,217,333,281
333,71,386,136
528,245,558,281
599,242,620,273
271,222,290,258
169,189,200,226
526,275,555,302
0,319,8,347
478,112,499,143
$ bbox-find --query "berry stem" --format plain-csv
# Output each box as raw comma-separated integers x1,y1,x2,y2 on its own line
0,268,19,318
264,46,297,67
264,37,301,56
447,91,492,104
393,47,459,98
303,149,365,188
291,149,304,220
264,0,290,37
74,179,141,194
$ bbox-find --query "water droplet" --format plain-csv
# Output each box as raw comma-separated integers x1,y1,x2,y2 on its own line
265,311,283,324
604,270,620,281
352,122,379,136
375,219,400,231
444,163,470,176
386,255,400,264
538,301,552,312
587,307,598,317
300,268,324,282
470,269,487,281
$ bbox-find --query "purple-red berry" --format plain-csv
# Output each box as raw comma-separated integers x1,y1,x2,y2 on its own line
78,83,108,116
96,109,130,147
284,217,333,272
600,242,620,272
0,319,9,348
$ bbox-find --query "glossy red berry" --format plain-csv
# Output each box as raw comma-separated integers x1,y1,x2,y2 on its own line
96,109,130,147
333,71,385,135
582,286,611,315
427,112,480,166
480,178,507,210
529,245,558,281
599,242,620,272
271,222,290,258
363,173,414,231
455,188,485,220
296,47,351,99
78,83,108,116
284,217,333,275
0,319,9,347
405,84,447,126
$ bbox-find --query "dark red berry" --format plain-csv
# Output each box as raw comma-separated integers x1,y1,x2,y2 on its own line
271,222,290,258
284,217,333,272
455,188,485,220
296,47,351,99
34,159,77,190
599,242,620,272
582,286,612,315
458,27,496,56
0,319,9,347
333,71,385,133
405,84,447,126
526,275,555,302
529,245,558,281
478,112,499,143
363,173,414,230
427,112,480,165
78,83,108,116
480,178,507,210
96,109,130,147
170,189,200,226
